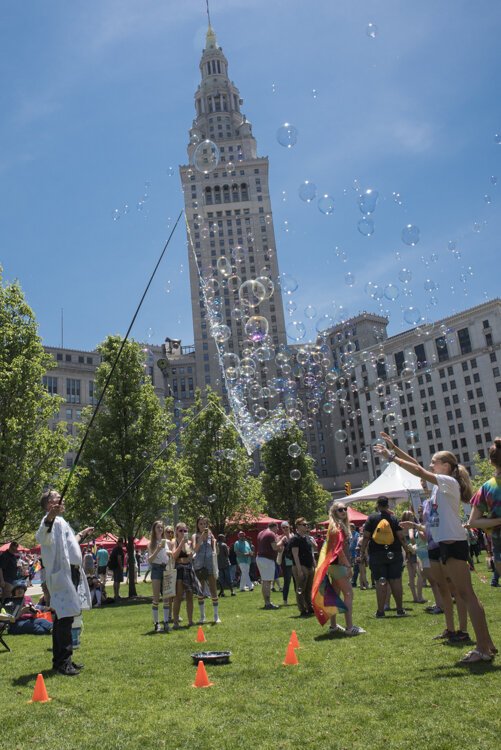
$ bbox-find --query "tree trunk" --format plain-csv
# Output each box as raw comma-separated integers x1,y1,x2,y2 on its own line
127,535,137,598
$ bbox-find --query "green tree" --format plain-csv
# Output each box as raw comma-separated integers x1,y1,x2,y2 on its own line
260,426,330,526
179,389,263,534
471,452,494,490
68,336,183,597
0,272,68,541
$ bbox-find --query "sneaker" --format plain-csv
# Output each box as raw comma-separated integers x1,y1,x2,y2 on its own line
56,665,79,676
71,662,84,670
329,624,346,634
425,605,443,615
154,623,163,633
264,602,279,610
172,623,180,630
396,609,407,617
213,617,222,624
345,625,366,636
375,610,385,618
198,617,207,625
163,622,171,633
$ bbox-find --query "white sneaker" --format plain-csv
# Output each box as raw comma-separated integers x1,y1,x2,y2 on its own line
329,624,346,634
345,625,366,636
198,617,206,625
213,617,222,624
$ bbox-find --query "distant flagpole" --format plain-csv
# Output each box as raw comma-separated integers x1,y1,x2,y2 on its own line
61,307,64,348
206,0,211,26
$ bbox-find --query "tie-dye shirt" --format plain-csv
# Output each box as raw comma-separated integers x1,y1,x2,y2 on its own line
471,476,501,551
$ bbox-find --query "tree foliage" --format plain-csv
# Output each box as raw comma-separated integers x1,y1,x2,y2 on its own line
68,336,183,596
179,389,263,534
471,452,494,490
260,426,331,526
0,273,68,542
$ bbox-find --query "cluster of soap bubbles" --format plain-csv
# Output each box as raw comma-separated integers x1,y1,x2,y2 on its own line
112,181,151,221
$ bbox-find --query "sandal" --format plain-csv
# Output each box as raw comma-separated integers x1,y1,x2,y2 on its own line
433,629,455,640
459,649,493,664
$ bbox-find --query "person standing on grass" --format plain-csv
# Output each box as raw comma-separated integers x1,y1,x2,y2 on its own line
36,489,93,676
400,510,426,604
279,521,294,605
172,522,200,628
289,518,316,616
217,534,235,597
192,516,221,625
108,539,125,600
376,436,497,664
468,437,501,578
256,522,286,610
312,502,365,636
148,520,173,632
359,496,411,618
95,545,109,590
233,531,253,591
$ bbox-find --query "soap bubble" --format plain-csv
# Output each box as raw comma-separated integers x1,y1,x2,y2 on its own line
334,429,347,443
298,180,317,203
278,272,298,294
402,224,420,246
277,123,298,148
346,454,354,466
393,191,403,206
484,195,492,204
167,166,174,177
491,176,498,185
424,279,438,293
358,189,379,215
360,450,369,463
290,468,301,481
193,139,220,173
288,442,302,458
286,320,306,341
387,551,395,561
358,217,375,236
378,577,387,586
403,306,421,326
398,268,412,284
367,23,378,38
208,494,217,504
245,315,269,343
238,279,267,308
345,273,355,287
318,195,335,215
304,304,317,319
255,275,275,299
316,314,334,333
212,324,231,343
495,133,501,145
216,256,232,278
384,284,399,301
335,246,347,262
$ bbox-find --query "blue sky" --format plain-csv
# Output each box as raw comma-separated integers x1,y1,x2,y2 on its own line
1,0,500,352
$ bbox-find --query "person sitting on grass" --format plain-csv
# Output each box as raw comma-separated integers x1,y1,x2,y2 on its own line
7,582,53,636
312,502,366,637
376,435,497,664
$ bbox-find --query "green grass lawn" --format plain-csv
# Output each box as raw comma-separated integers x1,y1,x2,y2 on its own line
1,567,500,750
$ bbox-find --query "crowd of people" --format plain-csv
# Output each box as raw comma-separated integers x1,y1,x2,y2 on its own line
1,437,500,674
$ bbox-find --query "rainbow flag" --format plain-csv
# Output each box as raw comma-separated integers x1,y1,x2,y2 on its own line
311,526,348,626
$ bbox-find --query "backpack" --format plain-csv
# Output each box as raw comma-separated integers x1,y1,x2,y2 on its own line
371,518,395,545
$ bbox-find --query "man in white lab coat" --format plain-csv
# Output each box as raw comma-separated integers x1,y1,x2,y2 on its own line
36,490,93,675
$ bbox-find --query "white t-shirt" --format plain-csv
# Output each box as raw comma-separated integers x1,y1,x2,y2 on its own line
428,474,467,543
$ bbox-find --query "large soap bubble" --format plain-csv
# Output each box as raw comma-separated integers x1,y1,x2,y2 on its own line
244,315,269,343
277,123,298,148
193,139,220,173
286,320,306,341
238,279,267,308
401,224,420,246
358,217,375,236
358,189,379,215
298,181,317,203
318,195,335,215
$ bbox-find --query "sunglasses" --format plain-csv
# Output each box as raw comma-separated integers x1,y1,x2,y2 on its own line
178,528,188,533
336,508,347,512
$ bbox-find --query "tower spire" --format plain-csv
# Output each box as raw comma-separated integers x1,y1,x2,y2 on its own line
205,0,211,28
205,0,217,50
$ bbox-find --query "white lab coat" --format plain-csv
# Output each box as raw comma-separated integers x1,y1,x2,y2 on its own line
36,515,92,619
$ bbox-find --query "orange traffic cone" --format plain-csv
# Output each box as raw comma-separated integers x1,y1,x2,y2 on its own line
28,673,51,703
192,660,214,688
289,630,300,649
196,626,206,643
283,642,299,666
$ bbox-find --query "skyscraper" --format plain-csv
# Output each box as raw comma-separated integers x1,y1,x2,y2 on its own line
180,25,287,421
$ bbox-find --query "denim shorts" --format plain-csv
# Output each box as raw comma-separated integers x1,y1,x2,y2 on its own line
151,563,166,581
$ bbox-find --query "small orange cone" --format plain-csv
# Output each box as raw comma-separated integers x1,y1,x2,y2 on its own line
196,626,206,643
289,630,300,649
192,660,214,688
283,642,299,666
28,673,51,703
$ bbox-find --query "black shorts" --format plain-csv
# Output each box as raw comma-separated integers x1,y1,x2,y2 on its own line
428,547,441,562
439,540,469,565
369,558,403,581
97,565,107,575
112,569,123,583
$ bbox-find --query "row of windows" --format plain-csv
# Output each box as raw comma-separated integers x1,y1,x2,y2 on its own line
54,353,94,365
43,376,95,404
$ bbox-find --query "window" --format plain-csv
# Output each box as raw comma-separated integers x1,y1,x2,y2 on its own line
89,380,96,405
43,376,58,395
435,337,449,361
66,408,72,419
66,379,81,404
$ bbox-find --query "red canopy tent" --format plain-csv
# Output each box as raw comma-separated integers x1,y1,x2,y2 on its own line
226,513,286,547
134,536,149,550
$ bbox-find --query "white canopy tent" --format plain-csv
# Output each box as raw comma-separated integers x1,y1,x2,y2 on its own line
344,463,423,504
